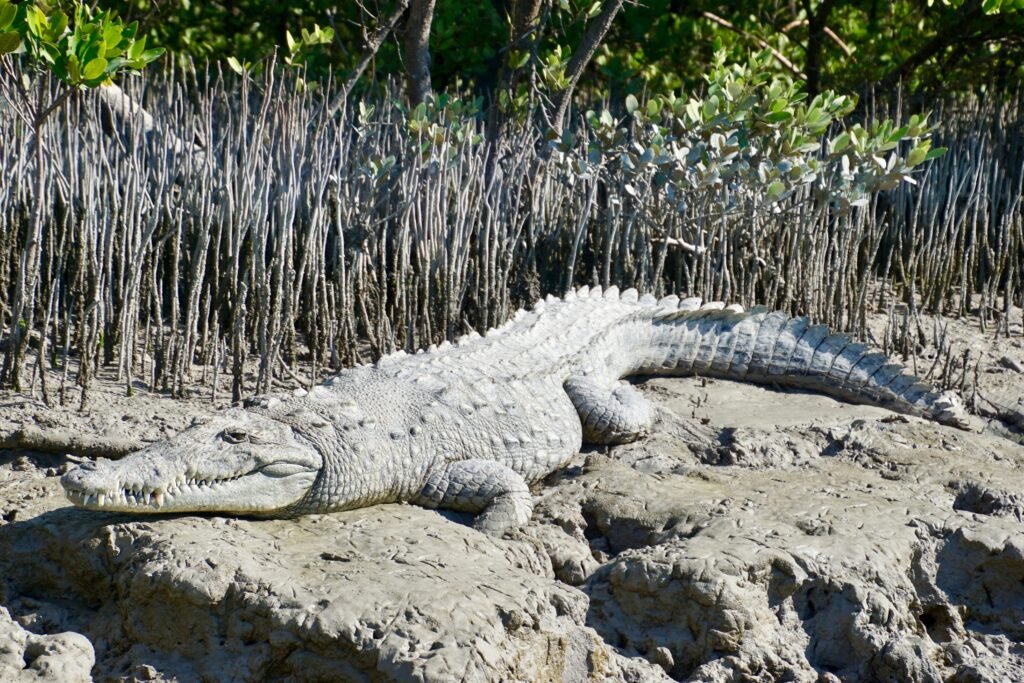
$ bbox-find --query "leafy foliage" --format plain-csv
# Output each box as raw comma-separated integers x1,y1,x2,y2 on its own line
0,0,162,88
0,0,163,392
282,23,333,69
401,93,485,155
555,50,943,222
94,0,1024,101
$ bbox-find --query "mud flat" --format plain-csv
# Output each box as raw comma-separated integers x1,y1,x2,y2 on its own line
1,314,1023,682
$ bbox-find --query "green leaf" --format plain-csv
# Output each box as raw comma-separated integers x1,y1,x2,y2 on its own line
45,10,68,41
924,147,947,161
683,99,700,123
906,144,928,167
765,110,793,123
25,6,45,39
830,132,851,154
39,41,60,65
139,48,163,63
129,35,146,61
226,56,245,74
726,79,743,101
701,95,718,119
53,57,71,81
80,40,102,69
767,181,786,200
0,30,19,55
510,49,529,69
82,56,107,81
66,54,80,82
625,94,639,115
0,3,16,32
102,23,121,47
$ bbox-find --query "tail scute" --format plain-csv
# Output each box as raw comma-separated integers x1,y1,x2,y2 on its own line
723,309,768,376
747,311,789,377
679,297,703,311
768,317,810,376
649,304,971,430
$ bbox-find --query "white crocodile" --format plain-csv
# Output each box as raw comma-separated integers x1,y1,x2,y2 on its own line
61,287,968,533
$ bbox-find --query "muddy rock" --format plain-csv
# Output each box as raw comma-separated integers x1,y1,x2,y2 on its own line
2,342,1024,681
0,605,94,682
557,378,1024,682
0,494,660,682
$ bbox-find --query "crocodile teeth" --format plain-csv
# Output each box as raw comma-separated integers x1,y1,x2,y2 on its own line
153,491,164,507
97,494,106,507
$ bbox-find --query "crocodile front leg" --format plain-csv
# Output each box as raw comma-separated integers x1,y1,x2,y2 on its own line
564,375,652,445
413,459,533,535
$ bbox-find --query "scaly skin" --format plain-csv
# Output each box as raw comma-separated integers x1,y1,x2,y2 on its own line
61,287,969,534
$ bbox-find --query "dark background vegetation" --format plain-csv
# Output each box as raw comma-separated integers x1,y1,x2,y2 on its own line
102,0,1024,100
0,0,1022,407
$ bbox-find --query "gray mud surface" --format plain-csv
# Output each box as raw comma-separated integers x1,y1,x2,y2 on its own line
2,315,1023,682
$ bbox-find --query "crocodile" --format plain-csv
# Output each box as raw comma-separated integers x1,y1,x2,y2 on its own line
61,287,969,534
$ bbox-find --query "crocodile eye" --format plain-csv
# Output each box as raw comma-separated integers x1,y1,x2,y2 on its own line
221,429,250,444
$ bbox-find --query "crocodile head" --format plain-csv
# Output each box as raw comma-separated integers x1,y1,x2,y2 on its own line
61,408,322,515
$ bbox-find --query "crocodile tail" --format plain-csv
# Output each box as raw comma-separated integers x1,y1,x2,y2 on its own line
648,303,970,430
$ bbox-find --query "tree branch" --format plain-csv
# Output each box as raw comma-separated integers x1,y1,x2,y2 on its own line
546,0,625,133
802,0,840,96
404,0,437,105
33,87,75,128
877,3,984,91
702,12,805,80
781,19,854,58
486,0,546,143
329,0,412,117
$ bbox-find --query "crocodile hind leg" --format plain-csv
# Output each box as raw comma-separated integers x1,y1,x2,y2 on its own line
413,459,532,535
564,375,652,445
